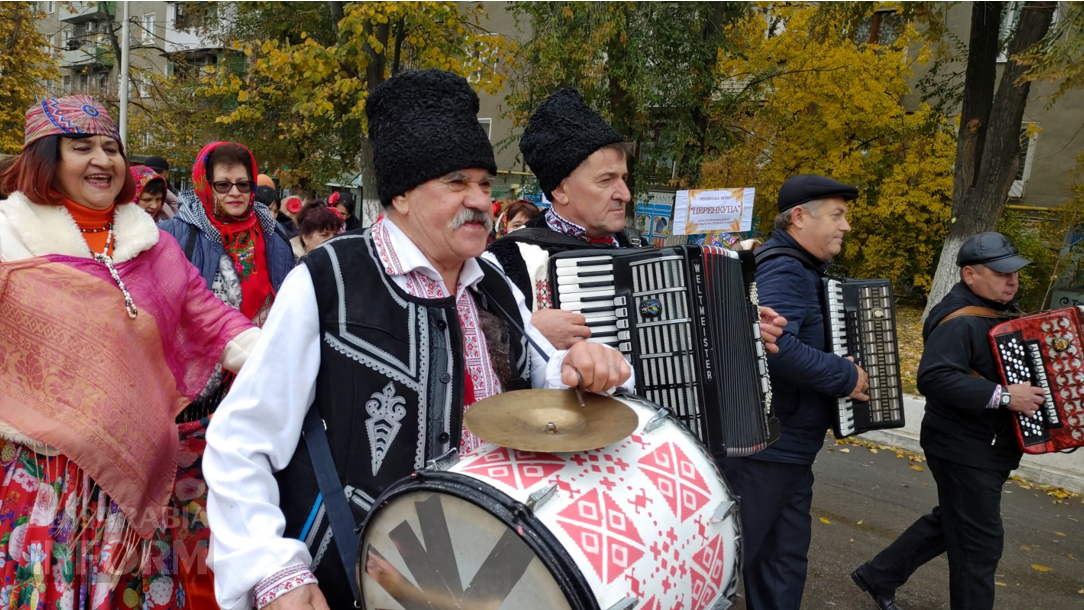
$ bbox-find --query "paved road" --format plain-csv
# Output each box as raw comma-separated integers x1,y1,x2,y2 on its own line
729,437,1083,609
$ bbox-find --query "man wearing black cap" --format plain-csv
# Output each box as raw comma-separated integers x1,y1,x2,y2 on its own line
720,174,870,610
142,154,179,218
202,70,633,610
851,232,1044,610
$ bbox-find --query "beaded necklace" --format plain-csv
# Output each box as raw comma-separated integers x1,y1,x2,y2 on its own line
88,223,138,319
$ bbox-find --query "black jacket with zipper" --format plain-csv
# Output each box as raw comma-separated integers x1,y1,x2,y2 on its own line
918,282,1024,471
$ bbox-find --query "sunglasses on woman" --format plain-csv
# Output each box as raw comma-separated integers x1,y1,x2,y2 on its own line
211,180,254,194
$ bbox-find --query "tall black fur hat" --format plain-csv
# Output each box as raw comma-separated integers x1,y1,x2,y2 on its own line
519,89,624,200
366,69,497,206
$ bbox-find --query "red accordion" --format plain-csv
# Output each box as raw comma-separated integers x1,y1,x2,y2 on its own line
990,307,1084,454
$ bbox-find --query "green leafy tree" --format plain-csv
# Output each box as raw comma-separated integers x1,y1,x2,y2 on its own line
0,1,60,154
508,1,751,193
701,2,956,295
197,1,513,219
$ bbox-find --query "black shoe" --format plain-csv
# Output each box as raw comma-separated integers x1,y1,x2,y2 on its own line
851,565,905,610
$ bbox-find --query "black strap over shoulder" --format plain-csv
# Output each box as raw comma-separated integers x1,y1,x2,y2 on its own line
301,406,360,603
754,246,824,275
184,224,198,261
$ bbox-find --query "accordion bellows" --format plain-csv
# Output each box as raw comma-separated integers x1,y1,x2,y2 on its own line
549,246,777,457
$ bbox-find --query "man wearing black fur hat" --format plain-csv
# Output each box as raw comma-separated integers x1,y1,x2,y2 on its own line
203,71,632,610
487,89,786,351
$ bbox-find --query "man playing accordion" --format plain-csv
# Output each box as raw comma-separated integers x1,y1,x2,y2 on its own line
852,231,1045,610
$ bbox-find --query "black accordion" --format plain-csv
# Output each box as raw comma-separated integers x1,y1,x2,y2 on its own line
549,245,778,457
822,278,905,438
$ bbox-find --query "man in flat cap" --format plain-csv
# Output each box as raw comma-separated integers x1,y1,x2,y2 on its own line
486,88,785,351
852,232,1044,610
720,174,870,610
202,70,632,610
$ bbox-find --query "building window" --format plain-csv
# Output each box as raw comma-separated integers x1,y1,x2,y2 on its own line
478,118,492,139
1009,124,1037,198
854,10,904,45
96,72,109,92
62,29,72,50
142,14,156,45
40,1,55,14
62,75,72,94
79,74,89,93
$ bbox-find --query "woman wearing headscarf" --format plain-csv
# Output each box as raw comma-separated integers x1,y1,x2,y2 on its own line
131,164,169,221
155,142,293,608
0,96,256,608
159,142,295,327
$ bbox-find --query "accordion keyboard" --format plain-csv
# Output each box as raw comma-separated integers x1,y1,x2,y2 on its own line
824,279,905,438
993,332,1054,445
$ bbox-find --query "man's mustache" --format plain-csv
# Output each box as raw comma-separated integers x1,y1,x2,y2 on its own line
449,208,494,232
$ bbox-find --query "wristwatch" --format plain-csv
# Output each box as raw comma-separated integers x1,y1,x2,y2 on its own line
1000,385,1012,407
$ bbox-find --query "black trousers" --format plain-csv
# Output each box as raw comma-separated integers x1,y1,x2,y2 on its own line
861,454,1010,610
721,457,815,610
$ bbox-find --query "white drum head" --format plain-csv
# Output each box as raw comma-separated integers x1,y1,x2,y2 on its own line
360,490,575,610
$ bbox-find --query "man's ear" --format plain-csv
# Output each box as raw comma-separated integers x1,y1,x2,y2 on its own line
390,193,409,216
551,180,570,207
789,206,804,229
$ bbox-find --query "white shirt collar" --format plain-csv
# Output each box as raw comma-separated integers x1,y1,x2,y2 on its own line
378,216,485,298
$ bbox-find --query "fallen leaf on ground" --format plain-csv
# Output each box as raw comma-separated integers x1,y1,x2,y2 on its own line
819,517,832,524
995,582,1007,587
869,448,878,454
910,464,924,472
857,520,864,525
1031,564,1052,572
1021,545,1032,551
1056,531,1066,537
840,448,850,453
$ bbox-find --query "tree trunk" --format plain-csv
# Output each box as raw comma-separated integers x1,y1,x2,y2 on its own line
922,1,1057,321
950,2,1002,216
358,137,381,225
329,1,345,38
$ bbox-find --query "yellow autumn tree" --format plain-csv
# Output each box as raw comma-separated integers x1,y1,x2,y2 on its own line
703,2,956,296
198,1,514,216
0,1,60,154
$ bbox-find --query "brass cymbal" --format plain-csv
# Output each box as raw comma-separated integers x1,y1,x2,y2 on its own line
464,389,640,453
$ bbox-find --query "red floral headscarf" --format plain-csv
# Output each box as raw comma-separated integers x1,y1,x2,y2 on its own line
191,141,271,320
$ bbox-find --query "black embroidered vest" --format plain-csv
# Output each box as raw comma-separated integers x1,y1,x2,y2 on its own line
274,229,531,607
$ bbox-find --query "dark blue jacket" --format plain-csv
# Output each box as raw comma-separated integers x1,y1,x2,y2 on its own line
158,200,295,293
752,231,858,464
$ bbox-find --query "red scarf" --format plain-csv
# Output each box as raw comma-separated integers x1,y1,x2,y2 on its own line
191,142,271,320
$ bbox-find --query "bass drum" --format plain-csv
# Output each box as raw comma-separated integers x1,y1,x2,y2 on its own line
357,394,741,610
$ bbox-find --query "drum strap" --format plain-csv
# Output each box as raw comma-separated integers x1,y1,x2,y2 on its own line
302,405,360,604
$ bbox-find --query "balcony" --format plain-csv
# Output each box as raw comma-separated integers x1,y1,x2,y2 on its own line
62,34,114,68
60,1,114,25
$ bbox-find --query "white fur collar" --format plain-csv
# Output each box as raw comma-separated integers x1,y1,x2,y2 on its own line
0,191,158,263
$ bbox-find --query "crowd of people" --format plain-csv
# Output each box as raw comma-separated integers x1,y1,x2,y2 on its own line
0,70,1045,610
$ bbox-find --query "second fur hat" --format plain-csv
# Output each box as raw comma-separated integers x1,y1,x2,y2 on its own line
519,89,624,200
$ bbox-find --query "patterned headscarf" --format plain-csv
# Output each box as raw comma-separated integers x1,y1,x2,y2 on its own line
24,95,121,148
191,141,271,320
130,165,164,204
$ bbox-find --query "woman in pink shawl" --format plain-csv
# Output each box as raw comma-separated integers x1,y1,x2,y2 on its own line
0,98,256,608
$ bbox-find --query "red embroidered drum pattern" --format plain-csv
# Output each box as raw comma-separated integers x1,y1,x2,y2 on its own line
359,396,740,610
